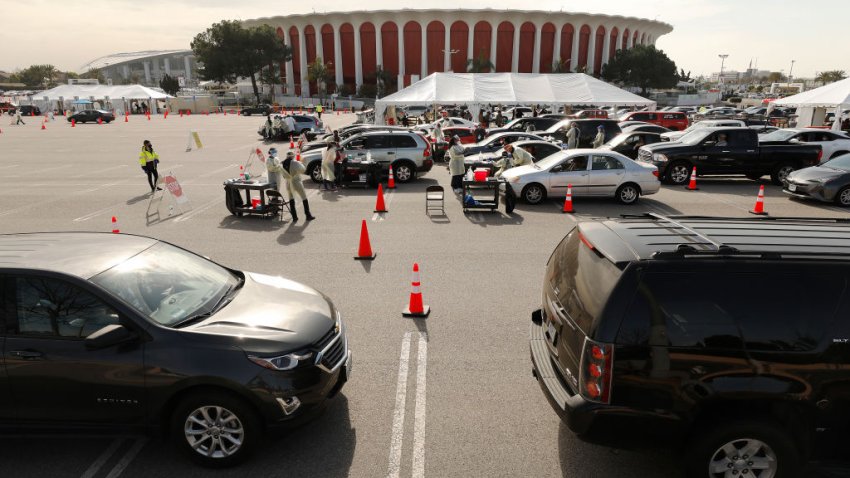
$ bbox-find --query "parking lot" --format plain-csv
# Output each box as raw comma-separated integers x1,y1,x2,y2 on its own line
1,113,848,478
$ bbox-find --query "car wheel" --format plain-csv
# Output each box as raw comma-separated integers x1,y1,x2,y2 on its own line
393,162,415,183
615,183,640,205
522,183,546,205
684,420,800,478
171,391,259,468
835,186,850,207
307,162,322,184
771,163,795,185
666,161,691,185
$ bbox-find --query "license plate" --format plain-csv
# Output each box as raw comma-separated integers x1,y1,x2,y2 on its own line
788,184,797,192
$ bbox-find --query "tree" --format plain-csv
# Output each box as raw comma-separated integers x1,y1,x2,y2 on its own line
466,51,494,73
307,57,333,99
159,73,180,96
259,65,282,101
678,68,691,82
767,71,785,83
815,70,847,85
551,59,571,73
600,45,678,95
375,65,397,97
10,64,59,87
191,20,291,104
81,68,105,83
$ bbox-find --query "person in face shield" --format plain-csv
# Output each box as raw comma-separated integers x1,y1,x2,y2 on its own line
447,135,466,194
266,147,282,190
565,122,580,149
321,138,338,191
504,143,533,168
279,151,315,221
592,125,606,148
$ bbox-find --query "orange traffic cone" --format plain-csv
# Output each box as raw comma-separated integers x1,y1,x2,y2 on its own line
146,113,151,121
750,185,768,215
97,117,103,125
374,184,388,213
354,220,376,260
388,165,396,189
111,216,120,234
71,119,76,127
124,114,128,123
686,166,699,190
296,152,301,161
164,110,169,119
289,135,294,148
402,263,430,317
180,111,184,118
41,122,46,130
562,184,574,213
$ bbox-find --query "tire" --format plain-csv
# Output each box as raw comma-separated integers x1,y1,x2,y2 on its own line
393,161,415,183
684,419,800,478
615,183,641,205
307,162,322,184
770,163,795,185
170,391,260,468
835,186,850,207
666,161,691,185
522,183,547,205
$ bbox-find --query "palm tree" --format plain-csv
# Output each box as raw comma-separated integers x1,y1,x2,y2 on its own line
815,70,848,85
552,59,571,73
307,57,333,99
466,52,494,73
375,65,396,97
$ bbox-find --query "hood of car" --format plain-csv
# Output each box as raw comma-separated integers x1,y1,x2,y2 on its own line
788,166,849,182
182,272,335,354
639,141,685,154
501,164,539,180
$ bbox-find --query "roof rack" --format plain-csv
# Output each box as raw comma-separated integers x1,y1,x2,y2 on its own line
620,214,850,225
651,248,850,261
627,213,728,251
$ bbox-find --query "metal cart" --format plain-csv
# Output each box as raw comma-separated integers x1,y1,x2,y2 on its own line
223,178,277,217
461,178,515,213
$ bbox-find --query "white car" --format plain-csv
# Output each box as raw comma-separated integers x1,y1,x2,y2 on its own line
502,149,660,205
661,119,746,142
423,116,477,134
760,128,850,162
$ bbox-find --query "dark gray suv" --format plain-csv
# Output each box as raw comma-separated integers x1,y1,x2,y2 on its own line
0,232,351,467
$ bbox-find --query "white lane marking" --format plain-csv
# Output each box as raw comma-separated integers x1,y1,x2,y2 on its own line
0,164,19,171
79,438,125,478
104,437,147,478
228,142,264,152
74,203,123,222
411,332,428,478
186,163,237,181
386,332,413,478
174,198,221,222
71,164,127,178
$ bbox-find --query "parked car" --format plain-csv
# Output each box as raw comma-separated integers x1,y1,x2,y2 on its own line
692,106,741,121
423,116,477,134
538,119,622,148
268,114,326,139
783,153,850,206
16,105,42,116
531,214,850,477
302,130,432,184
638,127,823,185
598,132,663,159
432,126,478,160
241,104,273,116
619,111,689,131
0,101,16,114
0,232,351,467
620,123,671,135
67,109,116,124
486,117,561,137
660,119,746,142
760,128,850,161
464,140,563,174
502,149,659,205
568,109,609,119
750,125,779,135
462,132,546,156
502,106,533,118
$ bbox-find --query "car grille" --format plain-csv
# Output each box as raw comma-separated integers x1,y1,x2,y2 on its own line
312,317,347,373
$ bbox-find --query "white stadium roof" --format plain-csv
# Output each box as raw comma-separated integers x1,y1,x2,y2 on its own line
79,50,191,72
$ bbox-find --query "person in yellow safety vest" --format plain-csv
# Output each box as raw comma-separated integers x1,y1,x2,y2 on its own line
316,103,323,119
139,139,162,193
279,151,315,221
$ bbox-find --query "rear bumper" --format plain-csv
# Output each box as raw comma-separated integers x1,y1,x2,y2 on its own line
417,159,434,173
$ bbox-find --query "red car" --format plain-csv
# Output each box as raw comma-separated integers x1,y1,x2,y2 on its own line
620,111,689,131
432,127,477,160
569,109,608,119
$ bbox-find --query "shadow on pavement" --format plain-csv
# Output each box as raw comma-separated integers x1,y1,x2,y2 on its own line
219,215,287,232
463,210,524,226
277,220,312,245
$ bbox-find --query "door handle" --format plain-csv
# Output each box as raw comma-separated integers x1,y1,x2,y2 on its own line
721,151,731,153
387,152,395,155
9,350,43,359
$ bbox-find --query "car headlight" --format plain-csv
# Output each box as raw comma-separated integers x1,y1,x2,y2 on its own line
249,351,313,371
652,153,668,162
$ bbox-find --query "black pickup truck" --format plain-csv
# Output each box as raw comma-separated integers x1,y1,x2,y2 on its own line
637,127,823,185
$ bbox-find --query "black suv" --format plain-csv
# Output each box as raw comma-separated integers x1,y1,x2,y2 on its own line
15,105,41,116
538,119,621,147
241,104,273,116
0,232,351,467
531,215,850,477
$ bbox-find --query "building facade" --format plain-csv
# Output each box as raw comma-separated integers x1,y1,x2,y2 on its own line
79,50,197,88
243,9,672,96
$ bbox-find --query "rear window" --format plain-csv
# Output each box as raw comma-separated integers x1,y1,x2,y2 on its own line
617,272,843,351
390,134,418,148
546,229,623,333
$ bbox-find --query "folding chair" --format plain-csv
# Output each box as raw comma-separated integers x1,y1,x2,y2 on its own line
425,185,445,215
265,189,291,221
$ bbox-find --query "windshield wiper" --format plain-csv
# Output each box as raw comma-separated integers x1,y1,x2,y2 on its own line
172,283,237,328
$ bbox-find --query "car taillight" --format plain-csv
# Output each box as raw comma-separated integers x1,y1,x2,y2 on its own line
579,337,613,404
423,144,431,157
817,149,823,163
652,170,659,178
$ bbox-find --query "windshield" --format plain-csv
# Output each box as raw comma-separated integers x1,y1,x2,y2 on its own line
760,130,798,142
677,130,712,145
91,242,240,327
606,133,632,147
824,154,850,171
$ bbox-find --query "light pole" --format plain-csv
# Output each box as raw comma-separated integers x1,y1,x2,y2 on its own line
788,60,796,83
718,54,729,87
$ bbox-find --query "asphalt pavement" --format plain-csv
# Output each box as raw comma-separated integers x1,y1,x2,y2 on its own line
0,111,848,478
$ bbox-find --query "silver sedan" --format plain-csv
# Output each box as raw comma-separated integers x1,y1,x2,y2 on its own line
502,149,660,205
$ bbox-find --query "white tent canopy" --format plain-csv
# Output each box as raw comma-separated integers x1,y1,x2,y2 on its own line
374,72,654,124
773,77,850,131
37,84,172,101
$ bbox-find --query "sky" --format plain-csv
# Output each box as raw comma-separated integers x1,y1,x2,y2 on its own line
1,0,848,79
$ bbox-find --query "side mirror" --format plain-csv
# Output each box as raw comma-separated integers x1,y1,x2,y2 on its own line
551,165,563,173
703,141,716,148
85,324,137,350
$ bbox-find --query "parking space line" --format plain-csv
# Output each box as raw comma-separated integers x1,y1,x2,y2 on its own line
79,438,125,478
104,437,147,478
0,164,19,171
185,163,238,182
174,197,221,222
412,332,428,478
71,164,127,178
387,332,413,478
